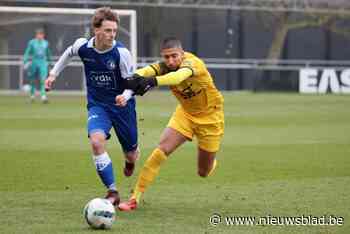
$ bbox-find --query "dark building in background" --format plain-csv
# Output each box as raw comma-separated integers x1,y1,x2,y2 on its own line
2,2,350,91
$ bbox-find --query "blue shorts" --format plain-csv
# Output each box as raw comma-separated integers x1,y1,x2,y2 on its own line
87,101,138,153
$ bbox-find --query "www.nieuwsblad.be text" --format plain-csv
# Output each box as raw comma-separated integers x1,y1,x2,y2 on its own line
209,213,344,227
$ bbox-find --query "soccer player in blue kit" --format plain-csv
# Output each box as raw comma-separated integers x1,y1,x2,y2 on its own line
45,7,138,206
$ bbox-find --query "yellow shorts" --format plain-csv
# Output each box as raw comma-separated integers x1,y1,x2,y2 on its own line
167,106,224,152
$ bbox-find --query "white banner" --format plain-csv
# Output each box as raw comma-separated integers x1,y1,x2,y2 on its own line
299,68,350,94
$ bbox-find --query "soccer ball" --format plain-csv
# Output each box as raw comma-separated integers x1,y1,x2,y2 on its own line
83,198,116,229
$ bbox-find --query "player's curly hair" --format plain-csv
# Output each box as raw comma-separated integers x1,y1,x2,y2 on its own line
92,7,120,29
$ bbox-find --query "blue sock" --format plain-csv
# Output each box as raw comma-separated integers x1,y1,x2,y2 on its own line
93,152,116,191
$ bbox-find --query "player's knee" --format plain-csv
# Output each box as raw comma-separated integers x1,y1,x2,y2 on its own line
90,137,105,154
157,144,171,156
198,169,209,178
125,148,139,162
158,141,177,156
158,141,167,154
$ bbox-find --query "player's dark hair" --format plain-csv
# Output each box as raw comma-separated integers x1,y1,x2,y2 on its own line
92,7,120,29
160,37,183,50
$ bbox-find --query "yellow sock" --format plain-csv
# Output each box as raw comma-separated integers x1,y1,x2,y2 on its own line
131,148,167,203
208,159,217,177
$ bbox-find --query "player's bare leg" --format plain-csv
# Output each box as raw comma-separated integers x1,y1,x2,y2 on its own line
119,127,187,211
159,127,188,154
90,132,120,206
197,147,217,177
123,147,139,177
90,132,107,155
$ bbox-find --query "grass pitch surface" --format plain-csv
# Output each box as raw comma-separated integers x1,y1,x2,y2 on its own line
0,92,349,233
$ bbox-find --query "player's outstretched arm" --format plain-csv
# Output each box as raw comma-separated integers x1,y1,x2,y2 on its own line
45,48,71,91
155,68,193,86
126,68,193,96
45,74,56,91
135,65,158,77
46,38,87,91
123,74,156,96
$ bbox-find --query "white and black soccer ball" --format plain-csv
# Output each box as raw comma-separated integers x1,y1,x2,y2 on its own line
83,198,116,229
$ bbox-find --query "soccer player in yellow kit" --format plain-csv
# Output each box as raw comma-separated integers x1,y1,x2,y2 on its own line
116,37,224,211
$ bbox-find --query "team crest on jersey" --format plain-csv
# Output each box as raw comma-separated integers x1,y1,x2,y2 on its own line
106,59,116,70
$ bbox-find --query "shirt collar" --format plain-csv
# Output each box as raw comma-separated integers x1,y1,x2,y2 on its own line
87,37,116,53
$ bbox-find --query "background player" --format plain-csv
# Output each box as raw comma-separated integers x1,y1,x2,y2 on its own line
117,37,225,211
45,7,138,206
23,28,51,103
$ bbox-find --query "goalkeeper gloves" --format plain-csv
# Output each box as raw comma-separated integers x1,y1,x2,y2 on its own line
124,74,158,96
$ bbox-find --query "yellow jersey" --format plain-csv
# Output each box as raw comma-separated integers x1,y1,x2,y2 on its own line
149,52,224,119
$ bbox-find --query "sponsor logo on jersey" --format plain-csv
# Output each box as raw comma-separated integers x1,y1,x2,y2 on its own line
91,74,113,82
107,59,116,70
176,83,202,99
89,71,117,90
